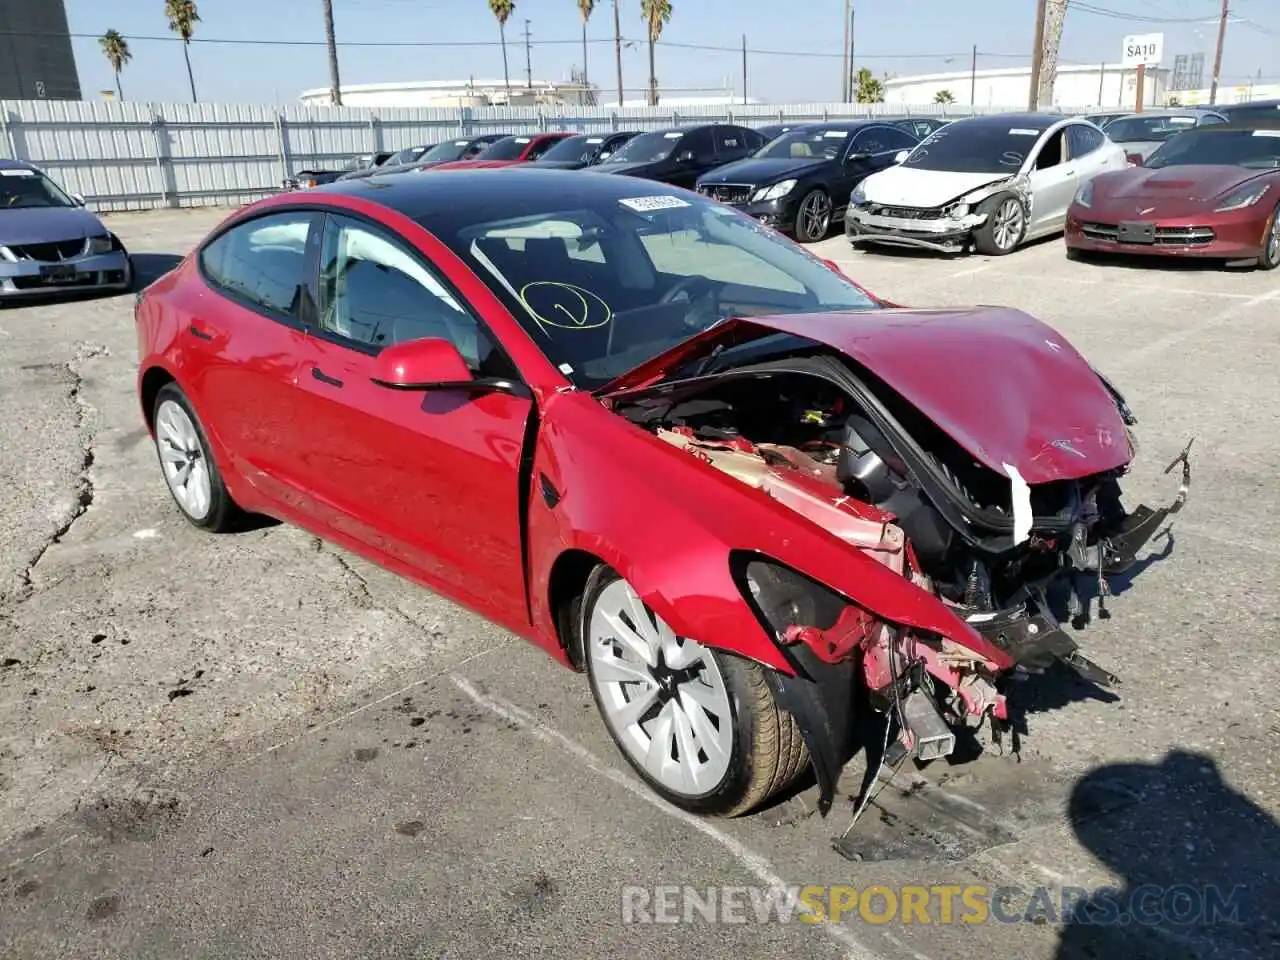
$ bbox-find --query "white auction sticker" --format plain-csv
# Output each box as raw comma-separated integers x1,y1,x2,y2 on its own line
619,195,691,212
663,132,682,139
0,168,35,176
1251,129,1280,137
1008,128,1040,136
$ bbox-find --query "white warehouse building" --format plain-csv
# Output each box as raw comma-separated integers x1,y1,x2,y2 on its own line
883,63,1170,110
297,79,766,109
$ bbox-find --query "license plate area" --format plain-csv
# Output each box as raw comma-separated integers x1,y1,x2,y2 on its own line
1117,221,1156,244
38,265,78,283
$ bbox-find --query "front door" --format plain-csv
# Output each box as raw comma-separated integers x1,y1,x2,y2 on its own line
291,212,532,626
1026,127,1079,235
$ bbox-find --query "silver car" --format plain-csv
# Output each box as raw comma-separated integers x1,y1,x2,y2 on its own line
845,112,1128,256
0,160,132,299
1103,108,1229,163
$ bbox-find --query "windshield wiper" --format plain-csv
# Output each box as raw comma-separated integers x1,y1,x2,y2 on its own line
690,342,727,379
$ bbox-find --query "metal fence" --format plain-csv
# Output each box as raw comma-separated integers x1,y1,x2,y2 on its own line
0,98,1070,212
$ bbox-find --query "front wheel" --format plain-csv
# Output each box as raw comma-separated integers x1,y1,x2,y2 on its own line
582,569,808,816
1258,202,1280,271
973,193,1027,256
793,188,833,243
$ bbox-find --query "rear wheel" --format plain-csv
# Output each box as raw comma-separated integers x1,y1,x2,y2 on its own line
1259,202,1280,271
973,193,1027,256
582,568,808,816
152,383,243,532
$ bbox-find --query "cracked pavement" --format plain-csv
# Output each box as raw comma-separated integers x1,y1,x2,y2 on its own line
1,209,1278,959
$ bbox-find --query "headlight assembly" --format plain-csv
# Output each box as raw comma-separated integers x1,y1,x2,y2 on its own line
739,557,847,637
752,179,797,202
87,235,115,255
1214,182,1270,212
850,181,867,205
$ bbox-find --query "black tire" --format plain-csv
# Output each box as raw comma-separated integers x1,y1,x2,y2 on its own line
793,188,833,243
1258,202,1280,271
151,383,243,532
972,192,1027,256
581,566,808,817
1065,245,1086,262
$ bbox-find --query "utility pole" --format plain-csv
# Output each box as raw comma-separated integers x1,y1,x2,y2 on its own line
970,44,977,107
613,0,624,107
322,0,342,105
1028,0,1046,111
1209,0,1229,105
741,35,748,105
523,20,533,89
849,5,856,104
841,0,851,101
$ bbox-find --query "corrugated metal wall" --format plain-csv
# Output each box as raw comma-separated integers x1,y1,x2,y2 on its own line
0,99,1047,212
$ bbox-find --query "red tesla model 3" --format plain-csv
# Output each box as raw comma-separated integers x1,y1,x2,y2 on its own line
1065,121,1280,269
134,170,1189,819
429,132,572,170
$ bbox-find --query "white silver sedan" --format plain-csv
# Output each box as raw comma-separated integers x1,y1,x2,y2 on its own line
844,113,1128,255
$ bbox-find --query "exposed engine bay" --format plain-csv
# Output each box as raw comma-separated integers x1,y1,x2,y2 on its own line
611,353,1192,809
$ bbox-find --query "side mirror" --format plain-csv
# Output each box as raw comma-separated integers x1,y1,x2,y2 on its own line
370,338,523,395
893,150,911,164
846,151,871,163
72,193,86,206
822,258,844,275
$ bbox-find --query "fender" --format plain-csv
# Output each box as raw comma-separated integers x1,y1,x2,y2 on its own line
525,391,1013,674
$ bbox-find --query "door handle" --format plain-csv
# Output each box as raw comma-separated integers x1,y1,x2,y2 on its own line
188,323,214,341
310,367,344,388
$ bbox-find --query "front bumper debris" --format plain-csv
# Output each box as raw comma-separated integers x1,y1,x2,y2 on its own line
846,204,987,253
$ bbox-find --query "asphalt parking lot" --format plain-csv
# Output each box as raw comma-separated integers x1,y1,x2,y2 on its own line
2,208,1278,960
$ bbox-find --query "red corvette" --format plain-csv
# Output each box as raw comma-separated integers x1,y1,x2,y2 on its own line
429,132,572,170
1065,122,1280,269
134,170,1191,819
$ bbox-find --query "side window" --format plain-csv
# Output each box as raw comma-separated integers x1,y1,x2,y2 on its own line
742,128,767,152
713,126,748,155
1035,130,1066,169
851,127,887,155
682,128,715,158
315,214,497,371
526,138,560,161
1198,113,1225,125
1066,123,1104,158
199,210,313,317
869,125,919,153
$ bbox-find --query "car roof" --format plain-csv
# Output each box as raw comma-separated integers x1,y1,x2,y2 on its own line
1109,109,1219,119
0,158,39,172
943,112,1065,132
783,119,883,132
308,166,721,225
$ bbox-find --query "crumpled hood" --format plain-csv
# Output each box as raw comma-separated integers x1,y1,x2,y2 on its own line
698,156,829,187
0,206,109,246
860,164,1015,208
1091,164,1265,204
599,307,1133,484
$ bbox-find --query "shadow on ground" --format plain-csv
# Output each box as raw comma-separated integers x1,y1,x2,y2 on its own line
1058,749,1280,959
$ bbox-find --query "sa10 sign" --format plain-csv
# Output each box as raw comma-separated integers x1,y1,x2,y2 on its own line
1122,32,1164,67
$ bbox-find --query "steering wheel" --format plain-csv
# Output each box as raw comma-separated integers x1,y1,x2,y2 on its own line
659,275,719,305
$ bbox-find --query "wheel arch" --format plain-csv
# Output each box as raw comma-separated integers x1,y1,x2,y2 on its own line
139,363,178,434
546,547,606,671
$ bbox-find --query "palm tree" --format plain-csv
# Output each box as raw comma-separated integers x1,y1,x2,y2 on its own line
933,89,955,104
488,0,515,99
163,0,201,102
99,30,132,101
640,0,671,106
854,67,884,104
577,0,595,95
322,0,342,105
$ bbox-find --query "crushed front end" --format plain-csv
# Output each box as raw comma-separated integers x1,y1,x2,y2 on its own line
611,352,1192,816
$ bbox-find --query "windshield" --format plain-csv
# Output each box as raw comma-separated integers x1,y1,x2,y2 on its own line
475,137,532,161
420,140,471,162
431,195,878,389
0,169,76,209
605,131,682,164
1105,115,1199,142
901,122,1045,173
537,135,599,163
755,128,852,161
1145,128,1280,170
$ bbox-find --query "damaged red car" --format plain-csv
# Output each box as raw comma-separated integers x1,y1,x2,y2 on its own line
428,132,572,171
134,170,1191,819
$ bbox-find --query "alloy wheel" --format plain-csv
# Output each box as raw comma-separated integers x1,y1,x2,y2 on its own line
799,191,832,242
586,577,734,797
155,398,212,520
1268,211,1280,265
993,198,1025,251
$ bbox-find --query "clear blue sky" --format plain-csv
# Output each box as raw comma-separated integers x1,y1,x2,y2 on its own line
65,0,1279,104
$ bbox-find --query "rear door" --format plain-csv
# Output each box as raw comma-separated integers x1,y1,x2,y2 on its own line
188,208,320,514
290,210,532,623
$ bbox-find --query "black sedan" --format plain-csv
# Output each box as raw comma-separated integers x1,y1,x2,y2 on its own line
531,131,640,170
590,123,767,189
694,120,919,242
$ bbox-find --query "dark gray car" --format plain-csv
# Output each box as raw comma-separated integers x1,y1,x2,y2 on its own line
0,160,132,299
